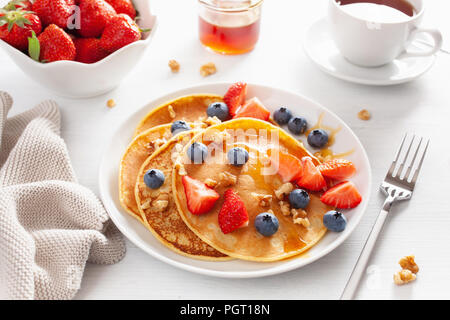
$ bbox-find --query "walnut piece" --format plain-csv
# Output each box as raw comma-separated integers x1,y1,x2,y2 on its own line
200,62,217,77
152,138,166,149
205,178,218,188
279,200,290,216
399,255,419,274
168,59,180,73
274,182,294,200
107,99,116,108
204,116,222,127
293,217,310,228
251,193,273,207
175,161,187,176
394,269,416,285
217,172,236,188
168,105,176,119
358,109,371,121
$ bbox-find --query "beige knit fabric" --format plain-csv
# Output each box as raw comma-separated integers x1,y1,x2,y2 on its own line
0,92,126,300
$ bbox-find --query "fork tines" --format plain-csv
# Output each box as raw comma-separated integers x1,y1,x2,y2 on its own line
386,134,430,188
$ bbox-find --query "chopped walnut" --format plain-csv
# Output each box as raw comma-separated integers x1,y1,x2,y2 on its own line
293,217,310,228
107,99,116,108
175,161,187,176
217,172,236,188
200,62,216,77
292,208,307,219
151,200,169,212
140,198,152,210
168,105,176,119
205,178,218,188
394,269,416,285
399,255,419,274
358,109,371,121
274,182,294,200
152,138,166,149
251,193,273,207
279,200,291,216
168,59,180,73
204,116,222,127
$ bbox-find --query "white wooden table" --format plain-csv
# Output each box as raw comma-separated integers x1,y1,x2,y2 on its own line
1,0,449,300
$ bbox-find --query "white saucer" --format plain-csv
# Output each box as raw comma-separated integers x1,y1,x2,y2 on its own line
303,18,436,86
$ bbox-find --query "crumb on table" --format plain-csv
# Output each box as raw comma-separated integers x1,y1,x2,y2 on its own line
358,109,371,120
168,59,180,73
107,99,116,108
200,62,217,77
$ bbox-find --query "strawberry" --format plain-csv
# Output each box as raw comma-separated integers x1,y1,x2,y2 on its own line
74,38,109,63
32,0,75,28
318,159,356,181
182,176,220,215
270,150,303,183
218,189,249,234
37,24,75,62
296,156,327,191
0,10,41,51
320,181,362,209
233,97,271,121
78,0,116,38
105,0,136,19
3,0,33,11
223,82,247,116
99,13,141,54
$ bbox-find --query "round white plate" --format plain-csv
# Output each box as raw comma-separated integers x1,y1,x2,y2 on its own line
98,83,372,278
303,18,436,86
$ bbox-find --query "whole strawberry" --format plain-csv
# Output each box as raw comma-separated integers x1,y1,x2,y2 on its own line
78,0,116,38
0,10,42,51
105,0,136,19
37,24,75,62
32,0,75,28
100,13,141,54
74,38,109,63
3,0,33,11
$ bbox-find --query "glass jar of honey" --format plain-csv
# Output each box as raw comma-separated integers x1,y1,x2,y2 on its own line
198,0,263,55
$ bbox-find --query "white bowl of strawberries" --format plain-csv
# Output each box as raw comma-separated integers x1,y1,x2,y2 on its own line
0,0,157,98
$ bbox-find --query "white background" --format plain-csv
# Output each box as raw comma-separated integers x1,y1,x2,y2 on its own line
1,0,450,299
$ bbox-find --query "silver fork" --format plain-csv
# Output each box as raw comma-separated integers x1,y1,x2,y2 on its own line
340,134,430,300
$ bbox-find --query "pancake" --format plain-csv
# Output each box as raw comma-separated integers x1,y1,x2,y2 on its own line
134,94,224,137
119,122,210,222
135,130,229,260
172,118,334,262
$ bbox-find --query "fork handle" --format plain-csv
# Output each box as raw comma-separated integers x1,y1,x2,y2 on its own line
340,197,394,300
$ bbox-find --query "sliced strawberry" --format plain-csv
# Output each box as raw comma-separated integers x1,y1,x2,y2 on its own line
270,150,303,183
223,82,247,116
182,176,220,215
233,97,271,121
296,156,327,191
218,189,249,234
320,181,362,209
318,159,356,181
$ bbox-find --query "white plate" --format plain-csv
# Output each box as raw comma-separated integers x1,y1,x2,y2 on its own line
303,18,436,86
98,83,372,278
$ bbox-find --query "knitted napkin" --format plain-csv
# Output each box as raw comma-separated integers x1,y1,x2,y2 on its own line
0,92,126,300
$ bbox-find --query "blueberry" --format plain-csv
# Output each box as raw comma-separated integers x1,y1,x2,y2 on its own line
255,212,279,237
207,102,230,121
287,117,308,135
187,142,208,164
143,169,165,189
171,120,191,136
227,147,249,167
307,129,329,148
273,107,293,125
289,189,310,209
323,210,347,232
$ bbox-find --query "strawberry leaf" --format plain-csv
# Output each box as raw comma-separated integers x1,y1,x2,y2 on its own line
28,30,40,62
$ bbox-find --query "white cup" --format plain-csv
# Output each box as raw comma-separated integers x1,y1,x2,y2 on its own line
328,0,443,67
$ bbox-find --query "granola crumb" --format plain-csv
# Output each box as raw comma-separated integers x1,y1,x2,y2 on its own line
274,182,294,200
358,109,371,121
168,105,176,119
399,255,419,274
394,269,416,285
200,62,217,77
107,99,116,108
168,59,180,73
205,178,218,188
